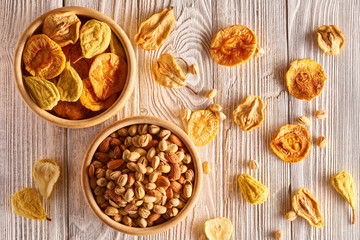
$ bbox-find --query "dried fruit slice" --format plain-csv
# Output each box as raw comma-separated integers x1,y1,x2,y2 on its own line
89,53,127,100
238,173,269,204
53,100,89,120
151,53,187,89
286,59,327,100
23,34,66,79
33,159,60,199
11,188,49,220
317,25,345,55
134,8,176,50
57,62,83,101
110,32,126,60
204,217,233,240
24,76,60,110
270,124,311,163
233,95,264,131
69,42,90,79
80,19,111,58
210,25,257,66
42,11,81,47
188,110,219,146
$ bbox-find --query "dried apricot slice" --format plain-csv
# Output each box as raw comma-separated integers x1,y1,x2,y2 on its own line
53,100,89,120
69,42,90,79
210,25,257,66
42,11,81,47
270,124,311,163
57,62,83,102
89,53,127,100
23,34,66,79
188,110,219,146
286,59,327,101
80,78,118,111
233,95,264,131
317,25,345,55
110,32,126,60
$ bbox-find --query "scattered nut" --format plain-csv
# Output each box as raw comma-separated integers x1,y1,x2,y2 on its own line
181,108,192,121
188,64,199,75
274,230,283,240
203,162,212,174
205,89,217,99
314,109,326,119
248,160,259,170
215,111,227,121
297,116,311,126
284,210,297,221
255,46,265,57
317,136,328,148
209,103,222,112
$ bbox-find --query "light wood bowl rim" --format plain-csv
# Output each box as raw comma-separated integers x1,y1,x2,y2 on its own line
81,116,203,235
12,6,137,129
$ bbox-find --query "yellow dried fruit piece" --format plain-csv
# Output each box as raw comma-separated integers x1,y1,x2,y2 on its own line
233,95,264,131
53,100,89,120
331,171,356,224
238,173,269,204
187,110,219,146
11,188,49,220
33,159,60,199
23,34,66,79
317,25,345,55
204,217,233,240
80,19,111,58
286,59,327,101
89,53,127,100
151,53,187,89
110,32,126,60
57,62,83,102
134,8,176,50
270,124,311,163
24,76,60,110
210,25,257,66
292,187,324,228
42,11,81,47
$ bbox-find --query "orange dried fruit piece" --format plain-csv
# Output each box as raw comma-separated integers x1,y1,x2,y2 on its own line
89,53,127,100
23,34,66,79
80,78,117,111
42,11,81,47
317,25,345,55
210,25,257,66
286,59,327,101
68,42,90,80
188,110,219,146
53,100,89,120
270,124,311,163
233,95,264,131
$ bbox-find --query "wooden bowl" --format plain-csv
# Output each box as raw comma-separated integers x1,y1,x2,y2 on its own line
13,6,136,128
81,116,203,235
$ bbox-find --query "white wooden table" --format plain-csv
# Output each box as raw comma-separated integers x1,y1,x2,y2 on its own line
1,0,359,239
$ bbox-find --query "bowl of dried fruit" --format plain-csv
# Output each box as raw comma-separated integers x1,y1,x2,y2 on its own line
81,116,203,235
13,6,136,128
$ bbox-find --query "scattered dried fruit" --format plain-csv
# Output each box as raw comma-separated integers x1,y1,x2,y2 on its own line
316,136,328,148
205,89,217,99
331,171,356,224
297,116,311,126
204,217,233,240
274,230,283,240
180,108,192,121
233,95,264,131
33,159,60,199
134,8,176,50
292,187,324,228
238,173,269,204
284,211,297,221
210,25,257,66
314,109,326,119
110,32,126,60
317,25,345,55
53,100,89,120
203,161,212,174
286,59,327,100
57,62,83,101
248,160,259,170
188,110,219,146
23,34,66,79
188,64,199,75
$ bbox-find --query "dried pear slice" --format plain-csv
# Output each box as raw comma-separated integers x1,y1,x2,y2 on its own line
317,25,345,55
89,53,127,100
204,217,233,240
42,11,81,47
134,8,176,50
24,76,60,110
286,59,327,100
233,95,264,131
188,110,219,146
11,188,49,220
23,34,66,79
151,53,187,89
57,62,83,102
270,124,311,163
80,78,118,111
53,100,89,120
110,32,126,60
210,25,257,66
80,19,111,58
33,159,60,199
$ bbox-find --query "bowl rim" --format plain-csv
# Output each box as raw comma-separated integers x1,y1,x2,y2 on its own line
81,116,203,235
12,6,137,128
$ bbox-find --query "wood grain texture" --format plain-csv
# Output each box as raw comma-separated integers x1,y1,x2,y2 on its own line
1,0,359,239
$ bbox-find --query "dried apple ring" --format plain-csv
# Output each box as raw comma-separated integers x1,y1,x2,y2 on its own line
270,124,311,163
89,53,127,100
317,25,345,55
23,34,66,79
286,59,327,100
233,95,264,131
53,100,89,120
210,25,257,66
42,11,81,47
188,110,219,146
